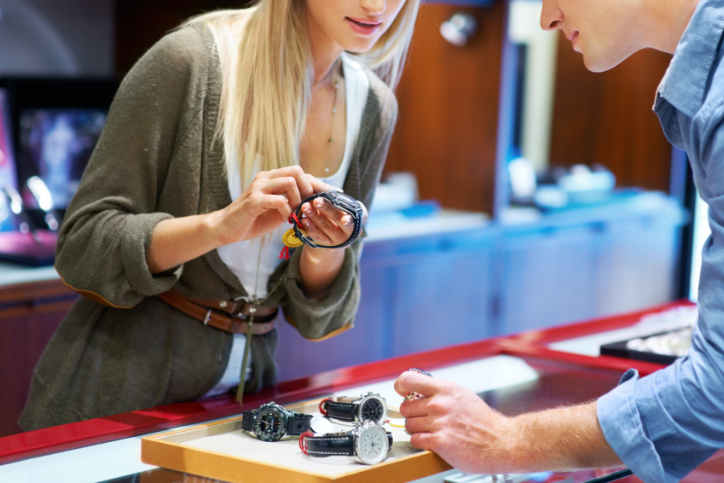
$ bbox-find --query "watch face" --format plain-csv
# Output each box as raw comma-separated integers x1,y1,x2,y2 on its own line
359,395,387,424
355,424,388,465
253,405,288,442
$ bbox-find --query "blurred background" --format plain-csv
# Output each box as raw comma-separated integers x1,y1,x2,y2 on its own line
0,0,705,437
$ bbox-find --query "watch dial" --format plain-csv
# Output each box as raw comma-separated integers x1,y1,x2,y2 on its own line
357,425,388,465
360,397,385,423
253,407,287,442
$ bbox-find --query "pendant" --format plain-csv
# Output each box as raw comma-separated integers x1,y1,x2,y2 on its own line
283,228,303,248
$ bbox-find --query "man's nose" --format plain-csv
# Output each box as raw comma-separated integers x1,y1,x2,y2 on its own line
540,0,562,31
361,0,386,15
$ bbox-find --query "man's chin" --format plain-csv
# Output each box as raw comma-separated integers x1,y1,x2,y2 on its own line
582,53,625,73
581,46,638,73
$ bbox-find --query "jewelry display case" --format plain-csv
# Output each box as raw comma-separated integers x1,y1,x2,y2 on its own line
7,303,724,483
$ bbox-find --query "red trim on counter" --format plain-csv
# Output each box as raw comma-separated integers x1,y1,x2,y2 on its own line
1,302,688,465
0,339,504,465
505,300,694,345
497,340,666,377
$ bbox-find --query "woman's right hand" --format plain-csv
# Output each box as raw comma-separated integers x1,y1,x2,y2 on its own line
213,166,334,245
147,166,333,274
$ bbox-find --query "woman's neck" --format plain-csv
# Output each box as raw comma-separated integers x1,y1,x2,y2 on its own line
307,15,344,84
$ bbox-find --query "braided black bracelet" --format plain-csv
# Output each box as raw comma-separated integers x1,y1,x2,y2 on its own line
290,191,364,249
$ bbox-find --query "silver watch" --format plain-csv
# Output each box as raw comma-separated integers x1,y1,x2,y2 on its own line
302,422,393,465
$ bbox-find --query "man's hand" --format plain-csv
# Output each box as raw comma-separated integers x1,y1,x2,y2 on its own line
394,371,514,474
394,371,623,475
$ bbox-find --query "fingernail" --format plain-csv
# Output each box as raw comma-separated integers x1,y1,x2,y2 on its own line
303,219,310,227
342,216,351,225
303,205,312,214
315,199,325,208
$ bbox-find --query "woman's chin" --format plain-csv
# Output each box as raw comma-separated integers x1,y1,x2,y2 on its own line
338,36,380,54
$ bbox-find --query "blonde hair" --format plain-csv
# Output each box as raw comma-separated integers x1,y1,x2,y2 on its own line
186,0,420,186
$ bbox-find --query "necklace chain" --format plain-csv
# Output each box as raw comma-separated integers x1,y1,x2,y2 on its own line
236,243,265,405
237,60,341,404
324,62,340,182
314,59,338,86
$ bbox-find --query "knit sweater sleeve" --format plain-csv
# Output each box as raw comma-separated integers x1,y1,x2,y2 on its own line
268,76,399,340
55,27,208,308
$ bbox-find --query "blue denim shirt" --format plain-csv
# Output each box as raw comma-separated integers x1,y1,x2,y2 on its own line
597,1,724,481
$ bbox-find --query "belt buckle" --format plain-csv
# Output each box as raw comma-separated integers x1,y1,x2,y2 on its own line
236,304,253,320
232,296,254,319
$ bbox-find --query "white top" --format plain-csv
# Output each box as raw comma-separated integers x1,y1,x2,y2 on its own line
204,54,370,397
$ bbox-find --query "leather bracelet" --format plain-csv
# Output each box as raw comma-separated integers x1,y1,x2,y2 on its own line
319,393,387,425
305,434,356,457
323,400,357,421
292,191,364,249
300,425,394,464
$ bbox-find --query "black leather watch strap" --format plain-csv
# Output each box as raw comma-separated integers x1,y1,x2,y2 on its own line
324,400,358,422
286,413,313,435
241,410,254,431
305,434,355,457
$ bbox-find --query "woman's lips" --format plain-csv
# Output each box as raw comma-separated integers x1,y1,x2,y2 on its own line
346,17,381,36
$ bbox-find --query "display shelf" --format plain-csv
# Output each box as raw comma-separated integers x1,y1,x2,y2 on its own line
0,262,59,287
504,300,694,346
0,338,500,466
1,346,635,481
0,323,663,467
5,302,724,483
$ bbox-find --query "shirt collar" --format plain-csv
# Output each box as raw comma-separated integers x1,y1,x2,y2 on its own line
657,0,724,117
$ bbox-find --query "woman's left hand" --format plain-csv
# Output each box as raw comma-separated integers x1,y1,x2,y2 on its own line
298,196,367,247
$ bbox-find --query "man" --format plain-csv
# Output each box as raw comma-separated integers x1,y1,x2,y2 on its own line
394,0,723,481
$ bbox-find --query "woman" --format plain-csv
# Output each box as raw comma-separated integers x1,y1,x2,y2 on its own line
19,0,419,431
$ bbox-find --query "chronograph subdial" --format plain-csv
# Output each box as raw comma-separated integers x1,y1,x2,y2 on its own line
356,423,388,465
253,407,287,442
359,396,386,423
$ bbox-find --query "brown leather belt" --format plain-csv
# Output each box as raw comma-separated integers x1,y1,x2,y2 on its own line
157,289,278,335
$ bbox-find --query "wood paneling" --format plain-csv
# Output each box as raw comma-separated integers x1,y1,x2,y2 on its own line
116,1,505,215
115,0,249,74
385,3,504,214
0,280,77,437
116,1,672,214
549,37,673,192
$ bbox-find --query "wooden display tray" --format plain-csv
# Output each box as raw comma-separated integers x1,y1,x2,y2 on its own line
141,400,451,483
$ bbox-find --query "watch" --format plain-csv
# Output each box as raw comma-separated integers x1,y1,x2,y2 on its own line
292,191,364,249
300,422,393,465
241,402,313,442
319,392,387,425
